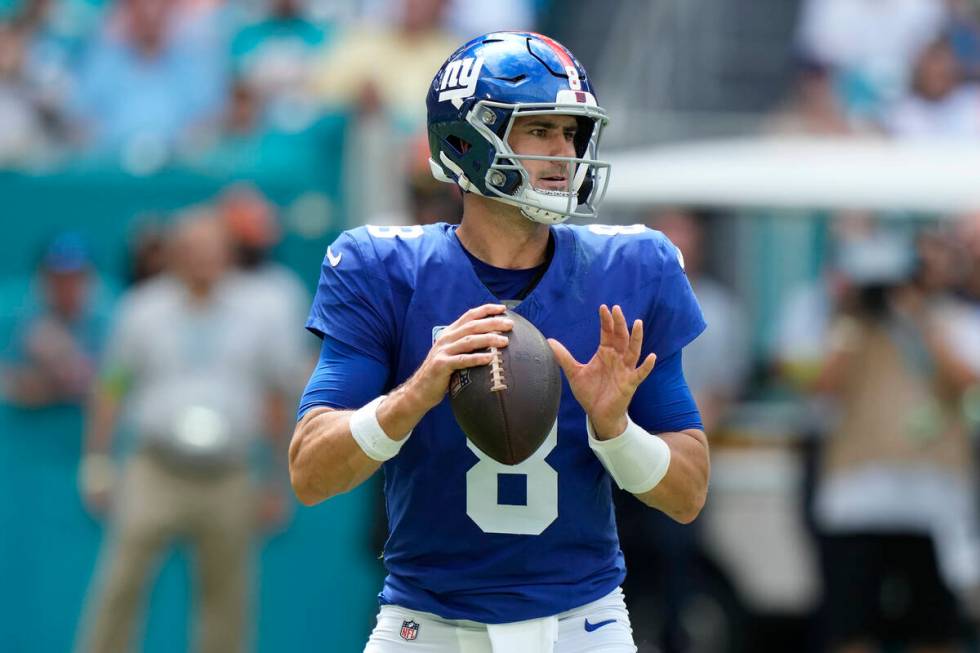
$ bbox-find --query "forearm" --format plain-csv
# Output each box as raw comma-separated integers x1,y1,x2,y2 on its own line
288,379,432,505
84,385,122,455
634,428,709,523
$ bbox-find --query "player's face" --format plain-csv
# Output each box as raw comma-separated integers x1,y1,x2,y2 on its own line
507,115,578,193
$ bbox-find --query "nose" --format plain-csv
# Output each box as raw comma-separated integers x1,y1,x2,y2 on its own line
550,133,576,158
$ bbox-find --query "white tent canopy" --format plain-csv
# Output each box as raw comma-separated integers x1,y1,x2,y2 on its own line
603,137,980,213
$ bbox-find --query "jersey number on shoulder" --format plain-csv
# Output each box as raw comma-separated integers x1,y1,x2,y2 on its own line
465,424,558,535
366,225,425,239
588,224,645,236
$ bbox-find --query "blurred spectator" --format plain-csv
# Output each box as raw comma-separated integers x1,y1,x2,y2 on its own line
883,35,980,139
218,184,313,526
796,0,948,117
369,134,463,226
218,183,313,374
70,0,228,164
75,212,294,653
0,21,54,165
309,0,456,220
947,0,980,80
231,0,328,134
362,0,536,39
649,208,750,434
125,220,168,286
618,208,749,653
1,232,110,408
949,212,980,378
309,0,455,129
770,213,874,392
766,58,865,136
813,231,980,652
443,0,536,39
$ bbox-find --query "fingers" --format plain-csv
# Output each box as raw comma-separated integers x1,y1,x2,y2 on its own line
547,338,580,377
598,304,613,348
449,303,508,330
443,332,509,356
626,318,644,367
599,304,635,354
633,352,657,385
611,305,629,349
438,314,513,346
451,351,497,369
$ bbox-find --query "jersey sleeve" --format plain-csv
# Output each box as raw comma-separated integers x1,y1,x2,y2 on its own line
297,334,390,418
306,232,394,367
628,350,704,433
645,238,707,360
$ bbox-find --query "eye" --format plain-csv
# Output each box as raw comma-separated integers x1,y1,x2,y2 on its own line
529,128,547,137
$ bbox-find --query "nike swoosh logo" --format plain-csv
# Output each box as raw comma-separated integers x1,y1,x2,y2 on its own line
584,618,616,632
327,247,342,267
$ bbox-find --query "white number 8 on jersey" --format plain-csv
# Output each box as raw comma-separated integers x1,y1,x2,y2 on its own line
465,423,558,535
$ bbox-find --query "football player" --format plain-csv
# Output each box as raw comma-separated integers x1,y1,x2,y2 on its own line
290,32,709,653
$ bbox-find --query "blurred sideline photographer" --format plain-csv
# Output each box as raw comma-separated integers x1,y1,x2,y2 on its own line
75,212,294,653
813,231,980,653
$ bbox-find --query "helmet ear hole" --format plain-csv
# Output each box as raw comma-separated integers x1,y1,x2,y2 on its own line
447,135,471,155
573,116,594,158
577,170,594,204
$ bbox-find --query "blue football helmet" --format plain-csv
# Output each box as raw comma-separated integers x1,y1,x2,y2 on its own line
426,32,611,225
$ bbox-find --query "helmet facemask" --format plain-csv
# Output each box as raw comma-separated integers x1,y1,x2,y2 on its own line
466,100,611,225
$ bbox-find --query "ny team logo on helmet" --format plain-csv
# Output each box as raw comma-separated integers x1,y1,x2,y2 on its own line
426,32,611,225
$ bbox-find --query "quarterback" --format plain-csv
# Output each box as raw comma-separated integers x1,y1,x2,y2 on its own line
289,32,710,653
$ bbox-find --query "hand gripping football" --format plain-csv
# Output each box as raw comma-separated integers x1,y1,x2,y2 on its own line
449,310,561,465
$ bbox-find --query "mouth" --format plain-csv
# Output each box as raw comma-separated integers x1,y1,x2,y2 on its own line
536,175,569,191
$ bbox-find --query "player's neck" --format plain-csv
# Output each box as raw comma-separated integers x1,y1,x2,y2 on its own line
457,196,551,269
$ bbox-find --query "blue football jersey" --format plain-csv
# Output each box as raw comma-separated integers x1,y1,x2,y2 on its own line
306,223,705,623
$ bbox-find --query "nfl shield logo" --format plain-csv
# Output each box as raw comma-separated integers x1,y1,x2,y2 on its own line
400,619,419,641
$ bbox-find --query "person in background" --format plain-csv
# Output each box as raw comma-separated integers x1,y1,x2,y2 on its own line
648,208,749,435
883,33,980,139
217,183,312,364
219,184,315,526
614,208,749,653
813,231,980,653
231,0,327,134
308,0,457,220
75,212,295,653
795,0,947,119
766,57,864,136
70,0,228,160
0,20,54,165
2,232,110,408
124,218,169,287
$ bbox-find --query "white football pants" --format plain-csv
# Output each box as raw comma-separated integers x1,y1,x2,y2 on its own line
364,587,636,653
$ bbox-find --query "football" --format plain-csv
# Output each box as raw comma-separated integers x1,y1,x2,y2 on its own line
449,309,561,465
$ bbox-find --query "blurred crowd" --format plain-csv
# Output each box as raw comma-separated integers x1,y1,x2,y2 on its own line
0,0,539,172
776,0,980,139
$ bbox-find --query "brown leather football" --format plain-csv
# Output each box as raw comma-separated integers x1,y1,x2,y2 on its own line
449,309,561,465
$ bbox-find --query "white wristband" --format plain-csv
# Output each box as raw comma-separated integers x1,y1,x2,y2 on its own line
349,396,411,462
587,415,671,494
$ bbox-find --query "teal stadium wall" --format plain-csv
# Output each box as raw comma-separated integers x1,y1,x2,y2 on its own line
0,115,386,652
